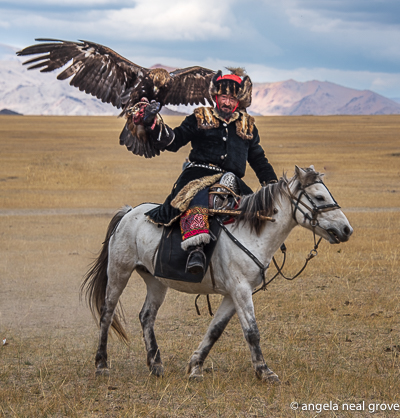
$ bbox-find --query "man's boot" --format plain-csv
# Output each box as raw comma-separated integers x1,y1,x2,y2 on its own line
185,245,206,275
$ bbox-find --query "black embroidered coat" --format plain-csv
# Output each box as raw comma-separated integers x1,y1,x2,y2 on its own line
145,107,277,225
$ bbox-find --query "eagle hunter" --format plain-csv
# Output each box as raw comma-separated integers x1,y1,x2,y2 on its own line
17,38,216,158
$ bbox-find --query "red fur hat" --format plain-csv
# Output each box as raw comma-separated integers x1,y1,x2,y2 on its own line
209,67,252,109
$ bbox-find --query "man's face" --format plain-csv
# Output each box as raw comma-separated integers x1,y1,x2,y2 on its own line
216,94,239,115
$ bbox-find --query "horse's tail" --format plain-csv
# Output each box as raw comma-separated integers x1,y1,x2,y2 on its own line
80,205,133,343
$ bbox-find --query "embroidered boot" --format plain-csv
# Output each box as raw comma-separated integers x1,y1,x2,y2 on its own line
186,245,206,275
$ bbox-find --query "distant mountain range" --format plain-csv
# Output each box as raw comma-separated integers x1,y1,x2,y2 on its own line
0,108,22,115
250,79,400,116
1,43,400,116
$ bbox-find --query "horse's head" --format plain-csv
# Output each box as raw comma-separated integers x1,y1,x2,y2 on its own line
289,165,353,243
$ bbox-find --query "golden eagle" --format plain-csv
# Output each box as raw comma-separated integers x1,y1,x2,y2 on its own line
17,38,215,157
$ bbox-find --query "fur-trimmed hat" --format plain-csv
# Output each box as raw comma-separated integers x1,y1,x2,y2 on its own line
209,67,252,109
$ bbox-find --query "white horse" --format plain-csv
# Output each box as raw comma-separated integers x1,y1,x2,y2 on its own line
81,165,353,383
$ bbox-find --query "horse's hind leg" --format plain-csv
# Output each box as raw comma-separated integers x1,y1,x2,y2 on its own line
137,268,168,377
95,266,132,376
187,295,236,380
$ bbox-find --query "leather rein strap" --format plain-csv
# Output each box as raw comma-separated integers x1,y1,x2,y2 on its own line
215,217,285,295
218,180,341,294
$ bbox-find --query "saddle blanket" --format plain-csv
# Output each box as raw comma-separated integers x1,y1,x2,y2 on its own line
154,216,222,283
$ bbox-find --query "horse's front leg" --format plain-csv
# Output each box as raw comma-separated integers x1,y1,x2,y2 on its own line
187,295,236,380
231,286,280,383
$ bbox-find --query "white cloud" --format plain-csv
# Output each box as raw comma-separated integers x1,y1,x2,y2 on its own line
286,6,341,32
282,0,400,68
1,0,236,42
0,20,11,29
2,0,132,6
285,0,400,29
92,0,235,41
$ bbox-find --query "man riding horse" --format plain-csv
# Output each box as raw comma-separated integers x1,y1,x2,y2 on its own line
128,69,278,275
16,41,277,276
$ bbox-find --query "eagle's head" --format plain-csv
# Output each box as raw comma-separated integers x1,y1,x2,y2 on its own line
149,68,171,94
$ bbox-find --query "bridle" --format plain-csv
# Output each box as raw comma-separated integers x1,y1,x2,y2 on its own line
288,179,341,249
290,180,341,228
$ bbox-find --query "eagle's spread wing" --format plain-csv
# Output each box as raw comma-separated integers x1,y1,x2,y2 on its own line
17,39,217,159
164,66,215,106
17,38,148,109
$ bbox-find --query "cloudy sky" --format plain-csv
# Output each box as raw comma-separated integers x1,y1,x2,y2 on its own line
1,0,400,98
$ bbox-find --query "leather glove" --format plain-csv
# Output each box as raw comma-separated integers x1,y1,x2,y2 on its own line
143,101,161,128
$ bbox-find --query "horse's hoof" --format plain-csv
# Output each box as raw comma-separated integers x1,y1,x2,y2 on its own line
95,367,110,377
150,364,164,377
188,364,204,381
257,367,281,384
188,371,204,381
266,372,280,384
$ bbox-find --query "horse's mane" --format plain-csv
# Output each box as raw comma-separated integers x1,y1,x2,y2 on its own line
236,167,323,234
236,177,289,235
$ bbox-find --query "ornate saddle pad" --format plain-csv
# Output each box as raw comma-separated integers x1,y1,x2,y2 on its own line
154,216,222,283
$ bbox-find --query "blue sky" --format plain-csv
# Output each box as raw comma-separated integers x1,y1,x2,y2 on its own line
1,0,400,98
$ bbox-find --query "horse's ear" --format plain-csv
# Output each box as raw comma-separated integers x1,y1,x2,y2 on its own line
295,165,306,176
308,164,325,178
295,165,308,185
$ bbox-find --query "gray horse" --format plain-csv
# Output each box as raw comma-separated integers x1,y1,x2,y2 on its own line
81,165,353,383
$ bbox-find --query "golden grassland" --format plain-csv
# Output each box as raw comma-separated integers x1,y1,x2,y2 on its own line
0,114,399,417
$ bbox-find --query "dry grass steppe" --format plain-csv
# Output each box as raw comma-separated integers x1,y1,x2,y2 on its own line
0,115,399,417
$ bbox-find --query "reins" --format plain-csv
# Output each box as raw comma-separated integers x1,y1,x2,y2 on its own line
194,177,341,315
215,216,270,288
216,217,321,295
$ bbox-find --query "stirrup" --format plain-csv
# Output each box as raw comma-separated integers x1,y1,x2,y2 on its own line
185,246,206,275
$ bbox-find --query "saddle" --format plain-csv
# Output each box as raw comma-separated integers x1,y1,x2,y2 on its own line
154,173,239,283
209,172,240,216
